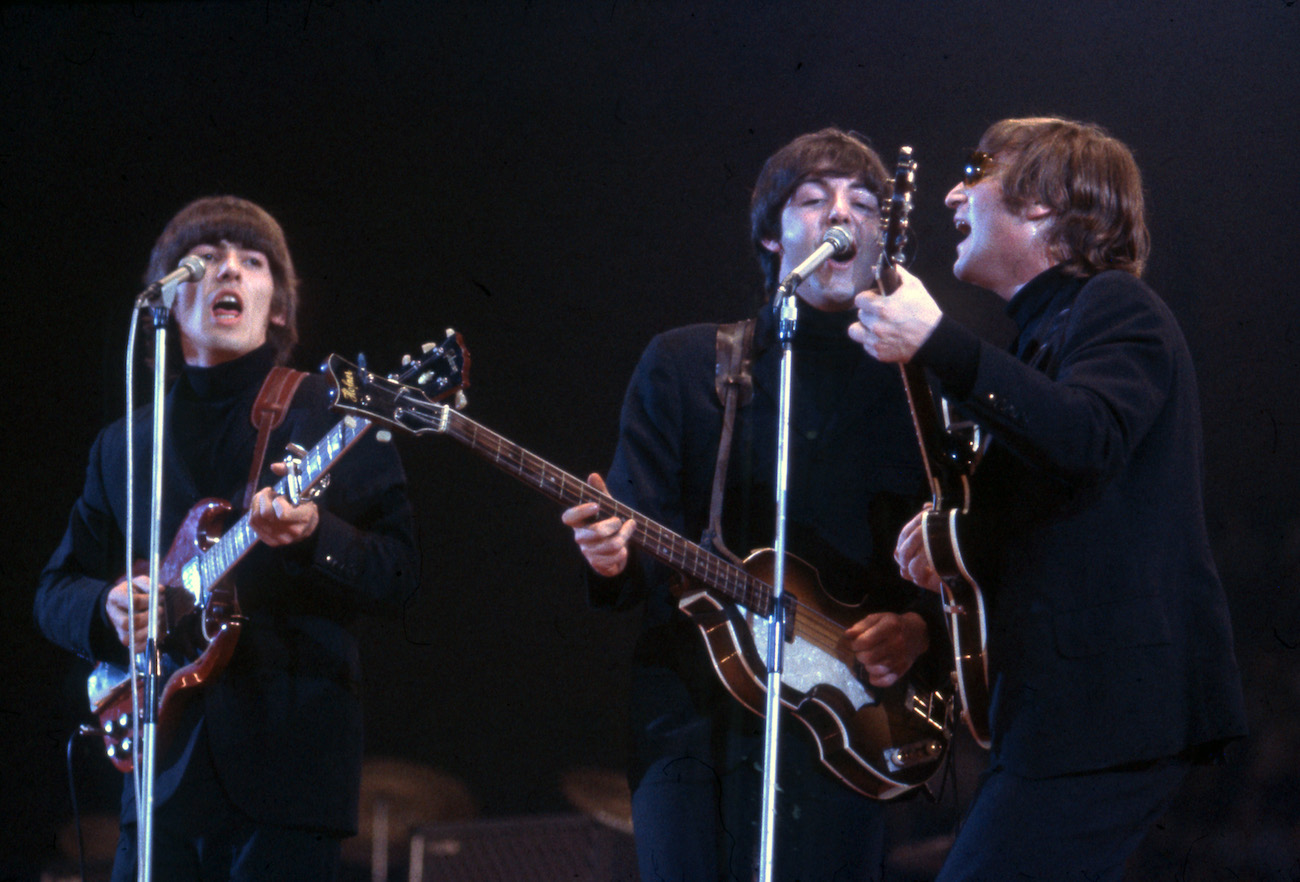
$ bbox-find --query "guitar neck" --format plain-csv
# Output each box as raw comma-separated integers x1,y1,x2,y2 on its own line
879,258,957,504
898,362,951,492
437,407,777,617
190,415,372,592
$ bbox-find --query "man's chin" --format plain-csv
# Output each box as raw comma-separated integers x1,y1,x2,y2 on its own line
797,288,857,312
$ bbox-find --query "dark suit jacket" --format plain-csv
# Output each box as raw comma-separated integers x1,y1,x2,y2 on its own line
35,345,419,834
917,266,1247,778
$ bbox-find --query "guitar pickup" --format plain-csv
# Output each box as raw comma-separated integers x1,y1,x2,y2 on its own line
883,738,945,772
777,593,797,643
940,398,989,470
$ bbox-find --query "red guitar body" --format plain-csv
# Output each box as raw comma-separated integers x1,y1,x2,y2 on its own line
89,499,244,773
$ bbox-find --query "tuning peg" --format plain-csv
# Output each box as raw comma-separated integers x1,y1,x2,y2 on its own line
357,352,368,370
421,341,438,354
455,390,468,410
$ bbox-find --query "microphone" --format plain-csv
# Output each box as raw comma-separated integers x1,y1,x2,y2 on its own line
773,227,856,303
137,255,206,307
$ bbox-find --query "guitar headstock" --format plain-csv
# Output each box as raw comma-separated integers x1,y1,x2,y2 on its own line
323,329,470,435
880,146,917,280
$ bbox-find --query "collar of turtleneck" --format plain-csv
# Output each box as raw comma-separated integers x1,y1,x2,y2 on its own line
178,344,279,402
754,301,858,353
1005,265,1087,337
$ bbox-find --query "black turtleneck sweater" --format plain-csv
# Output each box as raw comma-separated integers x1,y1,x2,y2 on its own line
36,343,418,834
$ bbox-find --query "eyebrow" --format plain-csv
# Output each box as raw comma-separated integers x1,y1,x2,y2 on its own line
793,179,878,204
192,240,264,255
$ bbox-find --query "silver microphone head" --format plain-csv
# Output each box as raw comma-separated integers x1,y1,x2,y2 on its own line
178,254,207,281
822,226,856,260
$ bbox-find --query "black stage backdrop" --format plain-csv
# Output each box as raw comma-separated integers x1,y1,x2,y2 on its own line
2,2,1297,879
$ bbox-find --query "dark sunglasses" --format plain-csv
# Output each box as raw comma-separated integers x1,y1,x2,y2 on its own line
963,150,996,187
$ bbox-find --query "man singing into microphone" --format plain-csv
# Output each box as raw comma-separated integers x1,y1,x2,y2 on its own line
851,117,1246,879
35,196,419,881
561,129,941,880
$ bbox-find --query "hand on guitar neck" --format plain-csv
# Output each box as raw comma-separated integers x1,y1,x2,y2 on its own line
561,472,636,578
849,264,944,365
894,505,944,593
247,459,322,546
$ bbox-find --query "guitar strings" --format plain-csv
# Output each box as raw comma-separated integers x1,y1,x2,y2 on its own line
426,405,860,668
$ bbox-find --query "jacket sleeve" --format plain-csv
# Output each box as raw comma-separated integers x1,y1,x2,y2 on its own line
589,331,695,612
34,428,131,666
277,426,420,620
917,273,1177,490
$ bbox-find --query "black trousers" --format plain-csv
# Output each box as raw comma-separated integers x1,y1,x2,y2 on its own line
110,722,343,882
630,709,887,882
935,756,1190,882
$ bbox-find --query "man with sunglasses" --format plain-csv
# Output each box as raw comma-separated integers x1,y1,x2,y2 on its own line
850,117,1247,879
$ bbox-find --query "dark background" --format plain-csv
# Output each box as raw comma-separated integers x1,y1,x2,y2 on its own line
2,2,1297,879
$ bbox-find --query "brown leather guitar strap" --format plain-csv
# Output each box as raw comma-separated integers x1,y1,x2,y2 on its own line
243,366,309,509
703,317,756,566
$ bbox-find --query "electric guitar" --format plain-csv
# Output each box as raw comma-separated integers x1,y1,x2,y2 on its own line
86,332,470,772
322,349,952,799
878,147,991,747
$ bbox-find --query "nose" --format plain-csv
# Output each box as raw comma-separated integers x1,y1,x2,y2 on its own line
828,188,854,225
944,182,966,209
214,247,241,279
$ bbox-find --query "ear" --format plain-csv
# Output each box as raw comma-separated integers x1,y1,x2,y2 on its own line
760,238,782,255
270,311,288,328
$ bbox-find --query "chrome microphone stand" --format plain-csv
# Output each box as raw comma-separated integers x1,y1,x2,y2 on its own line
123,256,202,882
133,292,171,882
755,281,801,882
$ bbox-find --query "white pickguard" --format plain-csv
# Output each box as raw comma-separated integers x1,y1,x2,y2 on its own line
742,605,875,709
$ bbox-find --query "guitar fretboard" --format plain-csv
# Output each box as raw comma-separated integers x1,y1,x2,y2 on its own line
438,407,777,617
190,415,372,597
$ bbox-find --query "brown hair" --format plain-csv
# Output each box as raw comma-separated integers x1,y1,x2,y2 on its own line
979,117,1149,277
145,195,299,362
750,128,890,293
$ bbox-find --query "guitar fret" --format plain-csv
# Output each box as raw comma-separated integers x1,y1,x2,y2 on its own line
188,414,370,600
306,448,323,480
199,555,214,596
439,407,776,617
